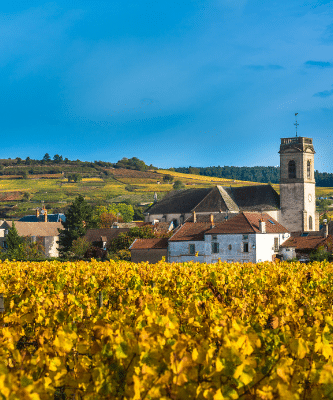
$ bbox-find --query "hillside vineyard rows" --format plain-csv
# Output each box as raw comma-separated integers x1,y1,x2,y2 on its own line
1,260,333,399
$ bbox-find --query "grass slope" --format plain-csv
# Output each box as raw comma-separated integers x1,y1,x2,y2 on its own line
0,169,331,219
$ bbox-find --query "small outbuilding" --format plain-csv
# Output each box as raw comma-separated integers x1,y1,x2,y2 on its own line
129,238,169,263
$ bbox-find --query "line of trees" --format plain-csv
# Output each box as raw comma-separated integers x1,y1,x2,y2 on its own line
172,166,333,187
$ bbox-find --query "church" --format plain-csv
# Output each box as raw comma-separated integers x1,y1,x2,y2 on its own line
145,135,319,233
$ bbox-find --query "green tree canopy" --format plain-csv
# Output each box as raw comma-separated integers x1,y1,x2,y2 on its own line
173,180,185,190
58,195,94,254
6,223,23,251
163,174,174,183
42,153,51,162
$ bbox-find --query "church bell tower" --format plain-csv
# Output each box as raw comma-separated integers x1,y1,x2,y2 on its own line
279,136,317,232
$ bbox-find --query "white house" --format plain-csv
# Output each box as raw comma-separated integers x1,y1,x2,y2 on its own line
168,212,290,263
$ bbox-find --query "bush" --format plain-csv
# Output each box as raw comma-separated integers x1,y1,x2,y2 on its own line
173,180,185,190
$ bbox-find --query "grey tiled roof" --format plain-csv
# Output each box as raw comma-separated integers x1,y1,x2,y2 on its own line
225,185,280,211
145,185,280,215
145,188,211,215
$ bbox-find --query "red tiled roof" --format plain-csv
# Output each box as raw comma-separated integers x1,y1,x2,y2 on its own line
206,212,289,235
129,238,169,250
169,223,212,242
280,235,333,250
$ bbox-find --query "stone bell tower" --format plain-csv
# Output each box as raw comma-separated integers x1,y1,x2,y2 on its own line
279,136,318,232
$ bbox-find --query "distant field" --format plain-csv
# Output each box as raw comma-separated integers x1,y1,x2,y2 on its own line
0,168,331,219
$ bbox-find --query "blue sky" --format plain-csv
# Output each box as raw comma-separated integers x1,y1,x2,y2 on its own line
1,0,333,172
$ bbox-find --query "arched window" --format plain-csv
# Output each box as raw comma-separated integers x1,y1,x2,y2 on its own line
288,160,296,179
309,216,313,230
307,161,311,180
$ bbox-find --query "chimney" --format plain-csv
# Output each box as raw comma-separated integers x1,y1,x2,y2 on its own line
210,213,214,228
36,208,40,218
42,206,48,222
193,211,197,223
259,219,266,233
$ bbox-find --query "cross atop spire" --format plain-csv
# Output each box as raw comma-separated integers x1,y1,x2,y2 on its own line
294,113,299,137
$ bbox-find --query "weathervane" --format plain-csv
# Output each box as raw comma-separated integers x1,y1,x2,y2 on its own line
294,113,299,137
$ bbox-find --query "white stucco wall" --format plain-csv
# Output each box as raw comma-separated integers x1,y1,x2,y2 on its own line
168,240,209,263
254,232,289,262
280,247,296,260
168,232,291,264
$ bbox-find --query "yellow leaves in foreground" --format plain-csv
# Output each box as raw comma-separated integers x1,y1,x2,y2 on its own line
0,260,333,399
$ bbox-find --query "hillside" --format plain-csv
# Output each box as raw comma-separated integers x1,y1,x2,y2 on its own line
0,168,259,219
0,166,331,220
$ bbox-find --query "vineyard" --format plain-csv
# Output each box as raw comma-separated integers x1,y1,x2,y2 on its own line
1,260,333,399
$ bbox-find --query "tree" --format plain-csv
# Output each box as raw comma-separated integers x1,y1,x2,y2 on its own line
67,173,82,183
58,195,94,254
43,153,51,162
173,180,185,190
6,223,23,251
53,154,63,163
163,174,174,183
22,192,31,201
70,237,91,258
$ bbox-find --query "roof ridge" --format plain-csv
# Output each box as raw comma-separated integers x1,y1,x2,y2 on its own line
217,185,240,211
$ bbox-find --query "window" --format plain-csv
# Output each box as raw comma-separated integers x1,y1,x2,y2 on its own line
2,241,7,249
274,237,279,252
288,160,296,179
228,244,232,250
212,235,217,241
268,220,275,225
309,216,313,230
189,244,195,255
212,242,219,253
243,242,249,253
242,234,248,240
307,161,311,180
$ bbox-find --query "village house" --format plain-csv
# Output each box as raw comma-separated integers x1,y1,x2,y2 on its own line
168,212,290,264
0,221,62,258
280,224,333,261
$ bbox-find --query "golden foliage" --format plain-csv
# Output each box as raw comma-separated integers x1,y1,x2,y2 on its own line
0,260,333,398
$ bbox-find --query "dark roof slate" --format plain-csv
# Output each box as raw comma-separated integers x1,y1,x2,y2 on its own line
145,185,280,216
225,185,280,211
145,188,211,215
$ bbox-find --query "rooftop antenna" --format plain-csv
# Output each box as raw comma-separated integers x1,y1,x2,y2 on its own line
294,113,299,137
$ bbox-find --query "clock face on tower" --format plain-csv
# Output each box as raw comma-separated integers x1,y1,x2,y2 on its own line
308,194,312,202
